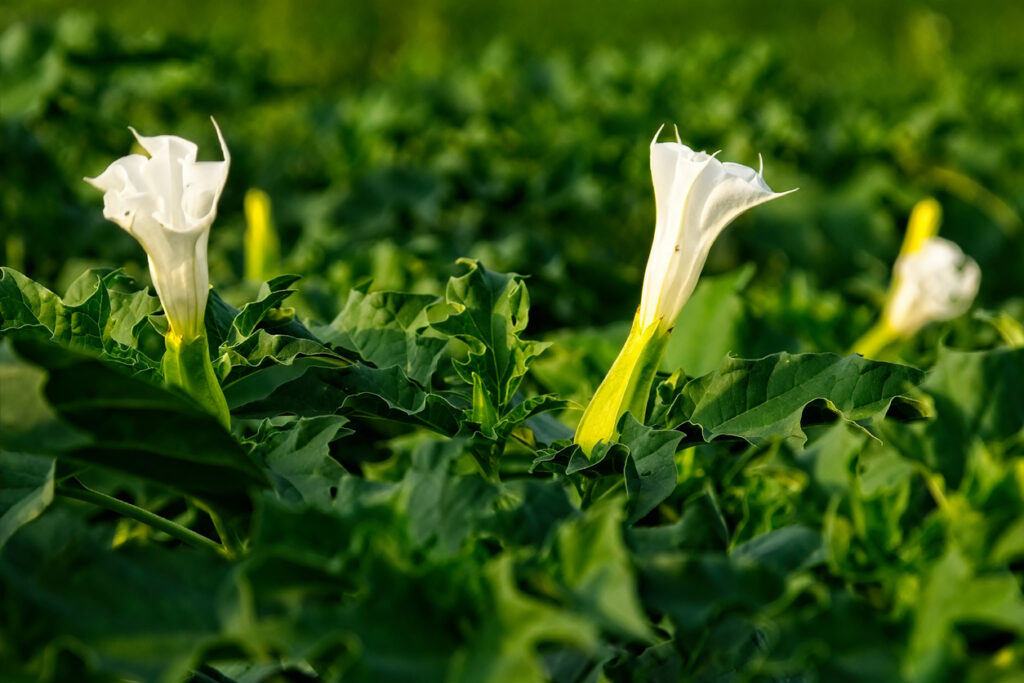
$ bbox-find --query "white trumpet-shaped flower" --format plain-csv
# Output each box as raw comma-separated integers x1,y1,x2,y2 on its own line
85,119,230,342
884,237,980,337
575,127,793,456
852,198,981,359
638,126,794,332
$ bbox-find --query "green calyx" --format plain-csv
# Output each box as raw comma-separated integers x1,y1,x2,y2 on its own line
574,315,671,457
162,330,231,429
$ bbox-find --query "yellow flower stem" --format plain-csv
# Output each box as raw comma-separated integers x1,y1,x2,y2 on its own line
850,320,898,359
900,198,942,257
575,314,670,457
853,197,942,360
162,329,231,429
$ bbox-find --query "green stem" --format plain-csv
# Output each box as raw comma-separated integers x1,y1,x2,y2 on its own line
56,482,226,555
163,330,231,429
193,499,239,559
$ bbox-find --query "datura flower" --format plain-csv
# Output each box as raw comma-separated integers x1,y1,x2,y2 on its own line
852,198,980,358
85,120,231,428
85,119,230,342
575,127,793,456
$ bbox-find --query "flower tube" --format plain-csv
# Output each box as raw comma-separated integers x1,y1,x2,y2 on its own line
575,127,793,455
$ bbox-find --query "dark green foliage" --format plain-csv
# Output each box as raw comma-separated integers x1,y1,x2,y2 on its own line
2,7,1024,682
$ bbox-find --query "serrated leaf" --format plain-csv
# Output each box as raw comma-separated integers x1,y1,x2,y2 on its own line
619,415,685,524
0,268,160,374
654,352,925,447
315,289,447,386
254,416,352,508
429,259,549,412
230,363,463,436
205,282,349,409
493,394,571,443
0,267,62,334
229,275,303,339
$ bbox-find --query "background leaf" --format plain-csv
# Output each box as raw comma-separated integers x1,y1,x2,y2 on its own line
0,338,268,513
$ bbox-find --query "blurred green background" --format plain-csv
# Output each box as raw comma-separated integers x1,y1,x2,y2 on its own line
2,0,1022,346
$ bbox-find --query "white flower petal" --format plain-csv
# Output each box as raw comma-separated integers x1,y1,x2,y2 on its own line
638,132,792,329
84,121,228,340
885,237,980,336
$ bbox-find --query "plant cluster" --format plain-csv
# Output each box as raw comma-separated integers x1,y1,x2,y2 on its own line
2,11,1024,683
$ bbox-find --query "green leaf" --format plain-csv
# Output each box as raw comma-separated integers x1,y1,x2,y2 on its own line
875,346,1024,488
629,486,729,554
654,352,925,447
492,394,571,443
205,282,351,415
451,556,598,683
639,552,786,634
0,338,90,453
0,337,267,513
0,267,62,334
554,497,653,641
0,509,232,683
0,267,160,374
487,479,575,549
0,451,54,550
253,415,352,508
921,346,1024,486
619,415,684,524
212,281,342,384
907,548,1024,680
403,438,498,555
921,347,1024,442
231,363,463,436
227,275,303,339
731,525,824,575
429,259,549,413
315,289,448,386
470,372,500,436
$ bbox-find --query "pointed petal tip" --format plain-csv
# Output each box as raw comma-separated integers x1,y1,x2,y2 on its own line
651,123,666,146
210,116,230,163
672,123,681,144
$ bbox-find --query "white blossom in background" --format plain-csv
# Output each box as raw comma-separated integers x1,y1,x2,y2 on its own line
638,125,795,332
883,236,981,337
85,119,230,341
575,126,794,455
